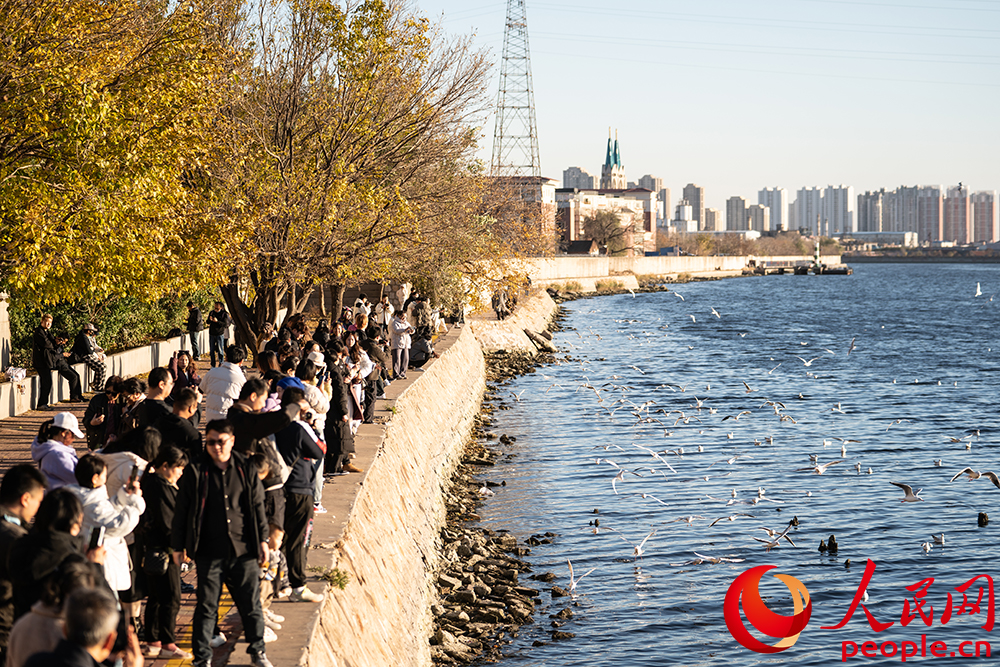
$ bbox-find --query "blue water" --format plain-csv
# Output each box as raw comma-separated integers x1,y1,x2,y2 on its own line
480,263,1000,666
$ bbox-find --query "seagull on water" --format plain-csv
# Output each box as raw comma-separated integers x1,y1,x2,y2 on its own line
932,533,945,545
976,282,982,297
891,481,924,502
949,468,1000,489
921,541,932,553
669,515,705,525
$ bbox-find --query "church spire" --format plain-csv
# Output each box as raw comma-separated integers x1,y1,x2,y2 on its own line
613,129,621,167
604,127,613,167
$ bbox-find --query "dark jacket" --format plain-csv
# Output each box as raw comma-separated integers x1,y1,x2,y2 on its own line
186,307,203,333
153,412,202,459
8,530,88,620
171,452,267,560
226,403,297,455
70,331,98,364
206,309,230,337
83,394,112,450
31,326,57,370
24,638,103,667
138,473,177,551
275,421,326,496
0,517,27,647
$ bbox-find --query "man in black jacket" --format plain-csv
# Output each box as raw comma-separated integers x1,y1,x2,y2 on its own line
154,388,202,458
205,302,230,368
227,378,301,455
171,420,272,667
23,588,122,667
0,466,46,662
275,388,325,603
32,314,82,409
186,301,203,360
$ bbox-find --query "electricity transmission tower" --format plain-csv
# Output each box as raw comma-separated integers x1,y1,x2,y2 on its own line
490,0,540,177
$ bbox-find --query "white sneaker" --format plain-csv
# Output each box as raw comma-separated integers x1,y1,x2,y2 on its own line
210,632,227,649
263,626,278,643
264,616,281,630
289,586,324,602
264,609,285,623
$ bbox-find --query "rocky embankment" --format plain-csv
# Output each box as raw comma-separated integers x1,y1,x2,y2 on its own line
430,316,571,663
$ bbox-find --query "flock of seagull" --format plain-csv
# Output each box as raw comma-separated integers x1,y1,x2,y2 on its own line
493,281,999,595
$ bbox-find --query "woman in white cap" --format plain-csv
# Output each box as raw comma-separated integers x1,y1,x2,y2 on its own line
30,413,84,490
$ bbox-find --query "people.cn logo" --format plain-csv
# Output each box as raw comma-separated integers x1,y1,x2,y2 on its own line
724,565,813,653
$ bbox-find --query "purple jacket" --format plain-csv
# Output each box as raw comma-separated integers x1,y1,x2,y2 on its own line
31,438,79,490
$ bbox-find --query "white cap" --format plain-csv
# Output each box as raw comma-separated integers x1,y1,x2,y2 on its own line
307,351,327,368
53,412,85,439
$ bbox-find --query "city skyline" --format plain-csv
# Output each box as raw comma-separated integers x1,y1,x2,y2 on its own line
414,0,1000,214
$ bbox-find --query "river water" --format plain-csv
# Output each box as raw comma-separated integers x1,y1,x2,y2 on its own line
479,263,1000,666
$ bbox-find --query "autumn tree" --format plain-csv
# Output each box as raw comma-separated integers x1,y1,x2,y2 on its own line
215,0,508,348
0,0,242,304
583,209,631,256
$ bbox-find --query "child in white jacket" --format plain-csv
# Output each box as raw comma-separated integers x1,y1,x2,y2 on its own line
66,453,145,595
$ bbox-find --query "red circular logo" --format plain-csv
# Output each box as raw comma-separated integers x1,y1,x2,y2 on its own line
724,565,812,653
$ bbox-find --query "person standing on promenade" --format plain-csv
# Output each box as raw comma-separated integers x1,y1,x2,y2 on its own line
389,309,414,380
0,466,46,663
186,301,203,361
274,389,325,603
71,324,106,393
374,293,394,337
206,302,231,368
171,420,272,667
154,388,202,459
32,315,82,409
31,414,84,490
201,345,247,422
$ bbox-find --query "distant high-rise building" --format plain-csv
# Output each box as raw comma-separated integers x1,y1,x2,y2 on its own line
971,191,999,243
943,185,972,244
637,176,668,221
794,187,823,235
683,183,705,229
822,185,855,235
704,208,722,232
726,196,748,231
857,189,886,233
563,166,597,190
600,130,626,189
757,188,788,231
747,204,770,232
884,186,918,235
674,199,693,221
917,186,943,244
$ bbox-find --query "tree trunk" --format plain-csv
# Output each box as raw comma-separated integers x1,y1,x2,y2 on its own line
319,283,327,316
331,283,345,319
220,281,260,363
293,285,314,314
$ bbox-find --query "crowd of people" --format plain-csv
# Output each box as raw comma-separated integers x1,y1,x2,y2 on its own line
11,292,444,667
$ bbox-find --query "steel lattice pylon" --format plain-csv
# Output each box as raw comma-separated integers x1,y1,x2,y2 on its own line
490,0,540,177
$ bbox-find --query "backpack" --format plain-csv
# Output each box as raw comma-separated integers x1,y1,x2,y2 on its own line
259,435,291,485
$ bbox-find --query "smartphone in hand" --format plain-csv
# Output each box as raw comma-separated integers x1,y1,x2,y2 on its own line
89,526,106,550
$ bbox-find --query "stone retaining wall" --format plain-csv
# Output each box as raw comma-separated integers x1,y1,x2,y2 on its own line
287,290,557,667
466,288,560,353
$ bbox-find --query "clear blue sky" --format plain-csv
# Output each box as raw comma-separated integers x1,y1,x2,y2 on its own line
413,0,1000,212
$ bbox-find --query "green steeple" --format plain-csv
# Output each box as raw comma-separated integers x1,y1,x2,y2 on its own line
605,132,613,167
613,132,621,168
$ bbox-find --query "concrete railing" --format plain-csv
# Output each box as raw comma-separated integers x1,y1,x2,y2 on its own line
523,254,842,287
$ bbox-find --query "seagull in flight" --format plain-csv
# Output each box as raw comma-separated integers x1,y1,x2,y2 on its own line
847,337,857,355
722,411,752,421
885,418,913,431
673,552,746,566
668,515,705,525
566,559,596,594
831,403,846,414
709,513,754,527
742,382,756,394
672,292,684,301
711,307,721,319
796,356,821,366
890,481,924,502
796,459,846,475
689,314,697,323
949,468,1000,489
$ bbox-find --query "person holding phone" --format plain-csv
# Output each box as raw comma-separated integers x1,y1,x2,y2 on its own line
65,455,144,599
